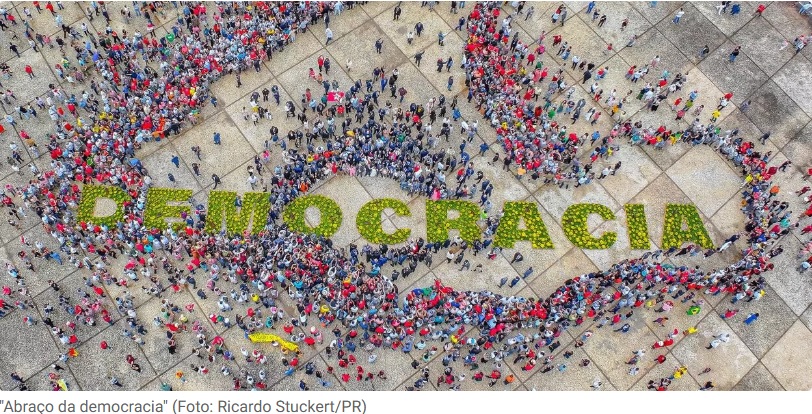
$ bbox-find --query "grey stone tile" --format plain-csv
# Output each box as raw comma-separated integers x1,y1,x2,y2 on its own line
620,29,693,75
665,144,741,217
631,1,685,25
731,14,796,76
697,41,769,103
742,80,810,149
658,2,727,64
761,320,812,390
771,54,812,116
732,362,785,391
0,311,60,390
696,1,761,36
720,285,797,358
781,120,812,169
670,314,757,389
761,234,812,315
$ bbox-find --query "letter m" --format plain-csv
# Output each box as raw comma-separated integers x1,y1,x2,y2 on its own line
205,191,271,235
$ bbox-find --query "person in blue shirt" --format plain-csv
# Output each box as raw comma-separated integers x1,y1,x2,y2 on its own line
731,3,741,15
744,312,759,325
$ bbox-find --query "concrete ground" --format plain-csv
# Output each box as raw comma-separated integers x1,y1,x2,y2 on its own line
0,1,811,391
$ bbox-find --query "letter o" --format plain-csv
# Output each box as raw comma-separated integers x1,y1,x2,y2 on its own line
283,195,343,238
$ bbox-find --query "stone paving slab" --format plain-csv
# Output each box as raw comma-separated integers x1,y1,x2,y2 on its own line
665,145,742,217
670,314,758,390
771,54,812,116
741,80,810,148
761,320,812,390
732,361,785,391
731,16,796,76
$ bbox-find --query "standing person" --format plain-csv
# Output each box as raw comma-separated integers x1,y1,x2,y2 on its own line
415,21,424,37
447,76,454,91
698,45,710,59
213,132,221,145
729,46,740,63
414,50,425,67
673,8,684,24
393,4,401,20
754,4,766,16
325,27,333,44
171,155,180,168
374,38,383,54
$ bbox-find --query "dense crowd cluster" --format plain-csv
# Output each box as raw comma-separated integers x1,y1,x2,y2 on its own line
0,1,807,391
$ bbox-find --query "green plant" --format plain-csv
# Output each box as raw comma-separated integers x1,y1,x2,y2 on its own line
426,199,481,243
356,198,412,245
206,191,271,235
494,201,554,248
561,203,617,249
77,184,130,227
144,187,192,231
662,204,714,249
625,204,651,250
282,195,343,237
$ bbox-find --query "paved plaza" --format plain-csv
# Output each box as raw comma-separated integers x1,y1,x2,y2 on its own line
0,1,811,391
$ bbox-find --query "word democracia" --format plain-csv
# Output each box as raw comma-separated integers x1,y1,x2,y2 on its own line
79,185,714,250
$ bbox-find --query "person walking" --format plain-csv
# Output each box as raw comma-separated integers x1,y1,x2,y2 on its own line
415,21,424,37
374,38,383,54
414,50,424,67
325,27,333,44
728,46,740,63
673,8,684,23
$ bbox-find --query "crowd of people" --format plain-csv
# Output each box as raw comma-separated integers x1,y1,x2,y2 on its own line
0,1,808,392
